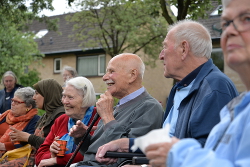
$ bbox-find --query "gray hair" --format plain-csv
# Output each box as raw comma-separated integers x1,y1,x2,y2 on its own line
14,87,36,108
168,20,212,59
65,76,96,108
222,0,232,9
62,65,78,77
1,71,17,85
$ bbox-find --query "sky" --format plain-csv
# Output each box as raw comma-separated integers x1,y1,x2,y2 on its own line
26,0,79,16
28,0,178,17
40,0,79,16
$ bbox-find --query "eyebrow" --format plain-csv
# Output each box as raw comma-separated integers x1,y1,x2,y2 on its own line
222,10,250,20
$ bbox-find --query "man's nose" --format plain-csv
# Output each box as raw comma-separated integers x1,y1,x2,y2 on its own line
102,73,108,81
159,49,164,59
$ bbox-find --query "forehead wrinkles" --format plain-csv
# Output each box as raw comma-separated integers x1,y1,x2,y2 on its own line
109,58,128,71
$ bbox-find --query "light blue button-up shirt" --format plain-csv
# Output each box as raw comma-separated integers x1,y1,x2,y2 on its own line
117,87,145,107
163,80,195,136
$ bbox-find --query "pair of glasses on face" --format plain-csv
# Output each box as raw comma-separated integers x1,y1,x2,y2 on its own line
11,99,25,105
215,13,250,32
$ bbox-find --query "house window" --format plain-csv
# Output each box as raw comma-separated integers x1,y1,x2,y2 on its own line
211,48,224,72
54,58,61,73
77,55,105,76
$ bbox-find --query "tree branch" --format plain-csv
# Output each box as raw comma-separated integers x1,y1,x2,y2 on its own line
159,0,174,24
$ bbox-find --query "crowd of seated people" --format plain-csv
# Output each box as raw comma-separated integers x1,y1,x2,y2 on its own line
2,3,250,166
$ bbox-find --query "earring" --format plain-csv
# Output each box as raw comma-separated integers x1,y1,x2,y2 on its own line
26,108,29,112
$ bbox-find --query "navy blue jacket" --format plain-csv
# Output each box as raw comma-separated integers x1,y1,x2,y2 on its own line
164,59,238,146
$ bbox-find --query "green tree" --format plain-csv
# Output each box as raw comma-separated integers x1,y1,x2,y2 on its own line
67,0,167,67
67,0,221,66
0,0,60,80
160,0,221,24
19,69,41,87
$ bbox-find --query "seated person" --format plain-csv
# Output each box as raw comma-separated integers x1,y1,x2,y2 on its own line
69,53,164,167
96,0,250,166
0,87,39,156
8,79,65,167
36,77,100,167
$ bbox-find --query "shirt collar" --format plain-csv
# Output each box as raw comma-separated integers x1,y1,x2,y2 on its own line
176,63,205,90
118,87,145,106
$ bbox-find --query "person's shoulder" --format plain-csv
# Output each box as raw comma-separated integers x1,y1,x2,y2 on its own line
33,114,40,120
15,84,23,88
53,114,69,124
204,65,234,85
57,114,68,120
138,91,163,109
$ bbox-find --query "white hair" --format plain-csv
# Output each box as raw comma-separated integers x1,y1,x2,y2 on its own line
1,71,17,84
65,76,96,108
168,20,212,59
15,87,36,108
62,65,78,77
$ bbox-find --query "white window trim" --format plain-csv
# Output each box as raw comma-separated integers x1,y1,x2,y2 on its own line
54,58,62,73
212,48,222,52
98,54,105,76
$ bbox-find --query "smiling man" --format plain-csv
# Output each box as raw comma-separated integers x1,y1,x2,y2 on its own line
69,53,164,167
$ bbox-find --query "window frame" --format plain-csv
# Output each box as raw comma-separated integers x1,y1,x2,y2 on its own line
77,54,105,77
54,58,62,73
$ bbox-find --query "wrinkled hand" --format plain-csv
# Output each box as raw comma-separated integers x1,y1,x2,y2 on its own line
50,136,60,158
145,137,179,167
9,126,30,142
37,157,57,167
69,120,88,138
96,138,129,164
96,91,115,124
0,143,6,151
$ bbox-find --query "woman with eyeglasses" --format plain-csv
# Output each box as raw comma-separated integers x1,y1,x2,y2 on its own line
6,79,65,167
0,87,39,156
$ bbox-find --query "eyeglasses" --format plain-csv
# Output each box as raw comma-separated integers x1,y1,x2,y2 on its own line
11,99,25,105
218,13,250,32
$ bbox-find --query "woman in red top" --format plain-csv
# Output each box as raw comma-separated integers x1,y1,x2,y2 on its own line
36,77,100,167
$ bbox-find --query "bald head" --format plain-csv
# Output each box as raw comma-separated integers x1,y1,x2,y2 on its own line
112,53,145,80
103,53,145,99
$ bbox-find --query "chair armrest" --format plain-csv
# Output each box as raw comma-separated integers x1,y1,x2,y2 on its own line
104,151,145,159
132,157,149,165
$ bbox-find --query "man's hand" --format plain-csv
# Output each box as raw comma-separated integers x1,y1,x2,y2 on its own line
96,138,129,164
37,157,57,167
96,91,115,124
145,137,179,167
9,126,30,142
69,120,88,138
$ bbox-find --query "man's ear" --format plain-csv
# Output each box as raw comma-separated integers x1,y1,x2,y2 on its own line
181,40,189,60
128,69,138,84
